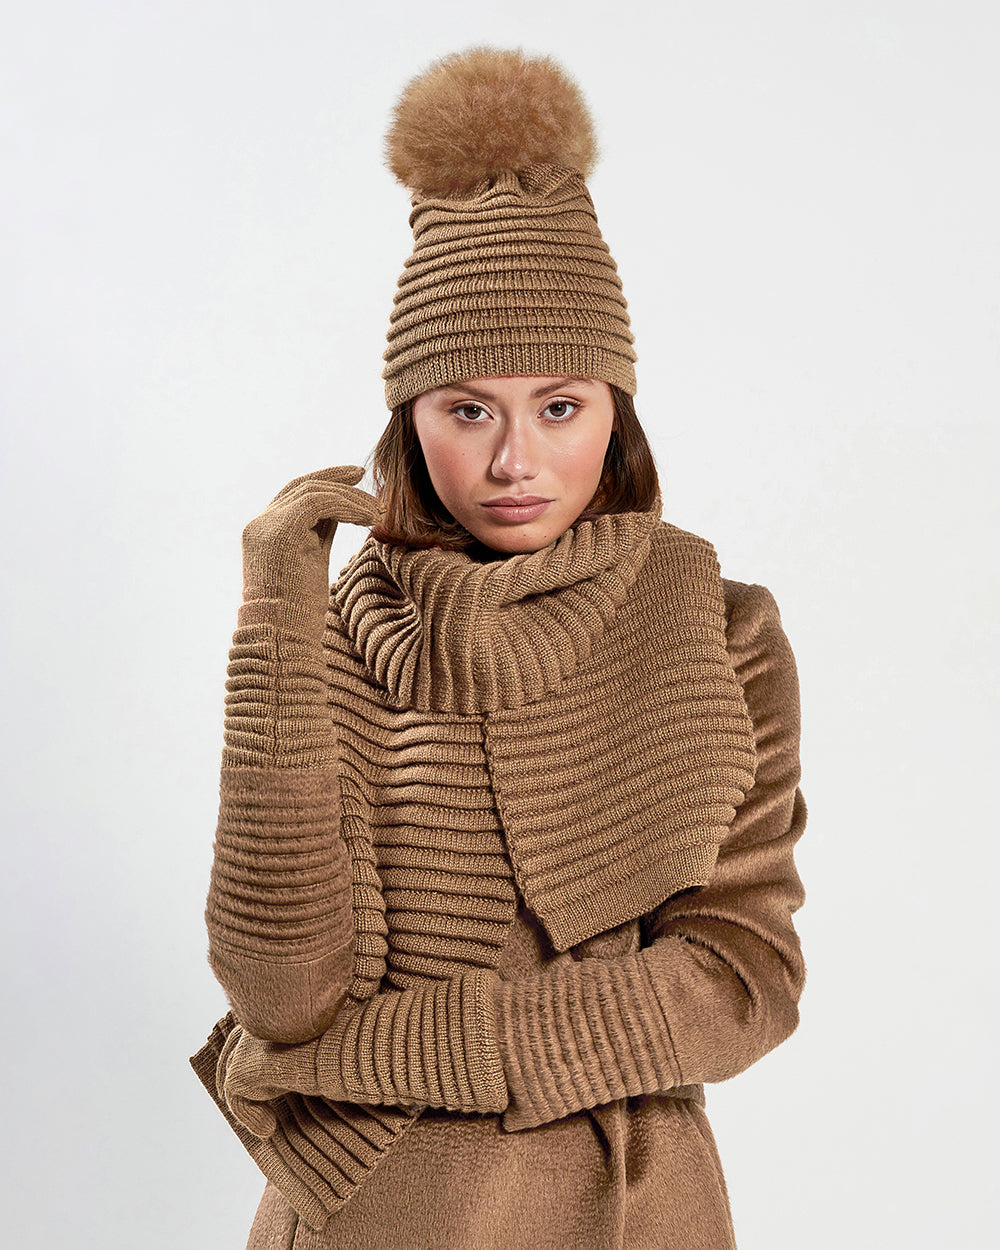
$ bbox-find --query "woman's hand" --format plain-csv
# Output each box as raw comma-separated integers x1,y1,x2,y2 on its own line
217,1024,337,1139
241,465,381,614
215,970,508,1136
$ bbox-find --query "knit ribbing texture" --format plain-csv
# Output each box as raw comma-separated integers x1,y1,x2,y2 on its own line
194,518,781,1231
207,606,355,1039
382,166,637,407
327,658,517,998
191,1016,419,1229
209,768,352,964
221,616,341,768
317,970,507,1113
334,507,657,715
335,511,757,951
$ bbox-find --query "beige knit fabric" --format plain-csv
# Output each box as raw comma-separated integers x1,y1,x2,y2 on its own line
381,164,637,407
191,517,808,1237
333,505,657,715
334,512,757,950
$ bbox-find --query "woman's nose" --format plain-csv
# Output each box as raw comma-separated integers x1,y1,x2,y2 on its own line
491,419,540,482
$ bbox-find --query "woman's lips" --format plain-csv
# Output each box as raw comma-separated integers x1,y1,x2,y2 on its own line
480,497,553,523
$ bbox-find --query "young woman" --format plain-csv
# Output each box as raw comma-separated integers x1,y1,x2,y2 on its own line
192,48,807,1250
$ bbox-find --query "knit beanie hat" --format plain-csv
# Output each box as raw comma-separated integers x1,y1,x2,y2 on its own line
381,47,637,409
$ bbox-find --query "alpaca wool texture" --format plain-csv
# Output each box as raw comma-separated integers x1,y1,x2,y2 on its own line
192,506,807,1245
385,47,599,195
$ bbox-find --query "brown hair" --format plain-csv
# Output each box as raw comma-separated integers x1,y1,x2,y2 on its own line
369,385,659,551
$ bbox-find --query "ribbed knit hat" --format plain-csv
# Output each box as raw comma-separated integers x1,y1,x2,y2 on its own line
381,47,637,409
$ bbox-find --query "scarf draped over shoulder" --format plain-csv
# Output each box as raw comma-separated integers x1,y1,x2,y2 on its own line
334,509,757,949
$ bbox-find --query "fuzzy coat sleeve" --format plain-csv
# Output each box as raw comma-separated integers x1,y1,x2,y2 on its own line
492,579,807,1129
204,599,356,1043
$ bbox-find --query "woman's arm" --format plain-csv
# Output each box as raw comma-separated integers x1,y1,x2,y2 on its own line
205,467,380,1044
216,579,805,1131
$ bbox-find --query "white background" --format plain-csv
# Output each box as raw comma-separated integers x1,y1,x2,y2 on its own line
2,2,997,1246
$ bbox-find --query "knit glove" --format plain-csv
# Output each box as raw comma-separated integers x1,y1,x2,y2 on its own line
239,465,380,633
216,1024,319,1138
218,970,508,1138
223,465,381,769
206,468,381,1041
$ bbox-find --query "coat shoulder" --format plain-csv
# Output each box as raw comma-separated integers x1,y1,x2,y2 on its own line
722,578,785,632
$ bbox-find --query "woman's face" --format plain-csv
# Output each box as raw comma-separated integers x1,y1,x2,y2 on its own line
412,375,615,554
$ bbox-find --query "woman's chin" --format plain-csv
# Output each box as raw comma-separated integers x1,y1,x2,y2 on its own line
470,523,561,556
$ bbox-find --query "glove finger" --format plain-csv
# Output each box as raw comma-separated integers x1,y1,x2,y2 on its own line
229,1092,279,1139
216,1026,243,1102
260,487,381,540
317,483,381,527
286,478,377,510
282,481,379,519
269,465,366,504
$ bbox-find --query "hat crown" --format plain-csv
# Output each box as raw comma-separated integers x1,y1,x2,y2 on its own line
381,48,636,407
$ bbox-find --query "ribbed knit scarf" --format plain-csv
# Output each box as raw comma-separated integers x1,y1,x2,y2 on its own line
334,509,757,950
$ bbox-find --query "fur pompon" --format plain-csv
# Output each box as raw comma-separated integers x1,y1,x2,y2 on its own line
386,46,598,196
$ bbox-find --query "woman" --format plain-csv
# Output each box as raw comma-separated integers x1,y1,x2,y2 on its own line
192,48,806,1249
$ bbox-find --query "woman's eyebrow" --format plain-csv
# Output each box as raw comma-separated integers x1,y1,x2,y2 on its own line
437,382,495,402
529,377,592,397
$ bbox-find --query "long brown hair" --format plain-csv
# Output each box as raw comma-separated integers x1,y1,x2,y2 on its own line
369,385,659,551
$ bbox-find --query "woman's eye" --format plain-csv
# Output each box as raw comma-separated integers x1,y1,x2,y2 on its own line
454,404,486,421
542,400,577,420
